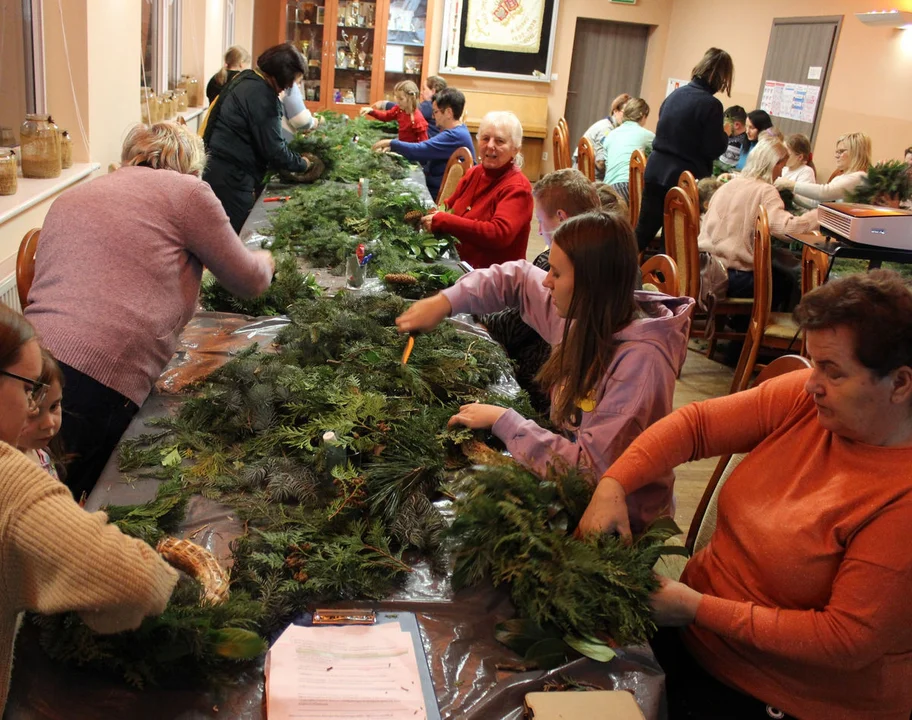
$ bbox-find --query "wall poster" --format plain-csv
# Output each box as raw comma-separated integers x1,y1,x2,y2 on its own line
760,80,821,125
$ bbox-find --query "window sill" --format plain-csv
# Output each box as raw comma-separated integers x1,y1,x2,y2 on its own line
180,106,206,123
0,163,101,226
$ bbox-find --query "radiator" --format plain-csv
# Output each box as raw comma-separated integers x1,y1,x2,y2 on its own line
0,273,21,313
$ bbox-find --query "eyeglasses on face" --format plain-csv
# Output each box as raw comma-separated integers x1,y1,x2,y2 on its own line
834,148,848,157
0,369,49,409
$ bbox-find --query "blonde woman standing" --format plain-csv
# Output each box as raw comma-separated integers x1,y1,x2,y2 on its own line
25,122,274,500
206,45,251,104
775,132,872,209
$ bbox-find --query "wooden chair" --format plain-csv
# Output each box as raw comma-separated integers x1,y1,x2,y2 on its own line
557,116,569,142
640,254,679,295
16,228,41,310
729,206,803,393
436,146,474,205
577,136,596,182
801,243,830,296
552,125,570,171
662,187,700,300
677,170,700,215
685,354,811,553
627,149,646,228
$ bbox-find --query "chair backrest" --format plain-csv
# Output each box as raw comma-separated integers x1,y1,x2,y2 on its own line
552,125,569,170
640,254,679,295
577,136,596,182
662,186,700,299
801,244,829,296
16,228,41,310
685,352,812,554
627,148,646,227
747,204,773,347
677,170,700,214
436,146,475,205
558,116,568,139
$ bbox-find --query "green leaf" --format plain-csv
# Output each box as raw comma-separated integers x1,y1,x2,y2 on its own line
656,544,691,558
211,628,268,659
494,618,558,657
564,634,616,663
524,637,571,670
647,516,683,535
161,448,183,467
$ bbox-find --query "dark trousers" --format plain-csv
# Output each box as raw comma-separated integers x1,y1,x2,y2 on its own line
203,157,259,233
650,628,797,720
635,182,673,252
58,363,139,501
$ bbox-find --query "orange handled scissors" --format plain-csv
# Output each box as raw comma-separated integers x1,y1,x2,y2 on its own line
400,333,416,365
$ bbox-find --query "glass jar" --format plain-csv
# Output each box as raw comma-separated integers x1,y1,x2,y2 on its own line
20,114,61,179
59,130,73,169
0,127,15,147
148,93,164,123
0,150,17,196
179,75,201,107
140,87,154,124
159,92,174,120
172,88,188,112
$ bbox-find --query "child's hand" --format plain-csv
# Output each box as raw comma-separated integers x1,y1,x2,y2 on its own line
359,106,372,117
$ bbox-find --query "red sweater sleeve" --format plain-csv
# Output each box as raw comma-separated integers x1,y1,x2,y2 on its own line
367,105,400,122
431,172,533,250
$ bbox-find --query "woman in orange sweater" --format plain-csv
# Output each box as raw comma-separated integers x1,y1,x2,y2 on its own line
361,80,428,143
578,270,912,720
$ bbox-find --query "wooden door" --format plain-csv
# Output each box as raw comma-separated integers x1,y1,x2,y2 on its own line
564,19,648,148
756,16,842,147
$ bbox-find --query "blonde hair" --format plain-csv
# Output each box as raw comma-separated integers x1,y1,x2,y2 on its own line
622,98,650,123
478,111,524,168
395,80,420,115
741,137,787,184
217,45,251,84
837,132,873,174
121,122,207,176
610,93,632,115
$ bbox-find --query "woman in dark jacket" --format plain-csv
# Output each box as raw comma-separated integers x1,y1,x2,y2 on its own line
201,43,316,232
634,48,733,252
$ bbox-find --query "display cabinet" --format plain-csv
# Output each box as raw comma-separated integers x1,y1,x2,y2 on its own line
280,0,432,115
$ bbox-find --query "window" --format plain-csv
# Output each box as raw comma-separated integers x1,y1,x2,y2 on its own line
0,0,45,143
224,0,236,54
141,0,182,92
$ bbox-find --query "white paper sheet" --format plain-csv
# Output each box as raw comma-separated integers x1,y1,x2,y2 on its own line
266,623,428,720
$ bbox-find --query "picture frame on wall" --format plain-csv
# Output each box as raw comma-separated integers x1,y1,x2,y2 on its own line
439,0,560,83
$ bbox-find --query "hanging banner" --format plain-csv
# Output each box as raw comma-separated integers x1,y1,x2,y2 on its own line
465,0,546,54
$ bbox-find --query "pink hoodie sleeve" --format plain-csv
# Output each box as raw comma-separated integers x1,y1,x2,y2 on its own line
441,260,565,343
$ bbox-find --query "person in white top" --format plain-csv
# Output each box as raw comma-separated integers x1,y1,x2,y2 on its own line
775,132,871,209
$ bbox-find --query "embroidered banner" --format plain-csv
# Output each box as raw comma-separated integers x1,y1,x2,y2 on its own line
464,0,546,54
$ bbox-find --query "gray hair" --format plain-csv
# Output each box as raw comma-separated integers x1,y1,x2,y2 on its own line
741,137,787,184
477,111,524,168
121,121,207,176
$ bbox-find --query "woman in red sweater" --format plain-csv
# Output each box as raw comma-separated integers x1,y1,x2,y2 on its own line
578,270,912,720
421,111,533,269
362,80,428,143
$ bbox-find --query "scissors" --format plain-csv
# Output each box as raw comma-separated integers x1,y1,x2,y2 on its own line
400,333,417,365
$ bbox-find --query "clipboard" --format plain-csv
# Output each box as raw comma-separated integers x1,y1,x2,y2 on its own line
296,610,441,720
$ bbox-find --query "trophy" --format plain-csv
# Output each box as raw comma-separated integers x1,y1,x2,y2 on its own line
358,35,368,70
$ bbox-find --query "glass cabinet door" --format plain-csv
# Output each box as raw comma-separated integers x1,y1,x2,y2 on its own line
331,0,377,109
286,1,328,106
381,0,427,103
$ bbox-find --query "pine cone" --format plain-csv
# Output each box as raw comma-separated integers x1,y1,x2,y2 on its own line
383,273,419,286
157,537,230,606
403,209,423,226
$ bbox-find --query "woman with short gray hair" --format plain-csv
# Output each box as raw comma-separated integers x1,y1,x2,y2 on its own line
421,110,533,269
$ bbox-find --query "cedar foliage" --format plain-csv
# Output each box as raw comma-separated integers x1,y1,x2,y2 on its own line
199,254,322,316
448,461,683,648
36,292,533,687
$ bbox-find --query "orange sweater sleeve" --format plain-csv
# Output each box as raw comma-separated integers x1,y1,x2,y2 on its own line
605,369,810,495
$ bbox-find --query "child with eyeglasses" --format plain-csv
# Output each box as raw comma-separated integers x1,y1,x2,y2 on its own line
17,349,64,481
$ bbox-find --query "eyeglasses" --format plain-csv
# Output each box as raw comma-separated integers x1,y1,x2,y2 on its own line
0,369,49,409
834,149,848,157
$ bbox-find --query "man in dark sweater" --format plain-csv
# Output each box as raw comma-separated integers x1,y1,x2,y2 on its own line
372,87,475,201
718,104,747,169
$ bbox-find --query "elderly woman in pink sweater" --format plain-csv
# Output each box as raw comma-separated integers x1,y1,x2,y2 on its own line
698,137,819,309
25,122,275,501
397,211,693,535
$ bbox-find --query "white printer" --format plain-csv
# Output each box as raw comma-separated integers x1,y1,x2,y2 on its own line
818,202,912,250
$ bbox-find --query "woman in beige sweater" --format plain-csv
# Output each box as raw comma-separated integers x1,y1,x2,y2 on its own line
698,137,819,308
0,306,178,712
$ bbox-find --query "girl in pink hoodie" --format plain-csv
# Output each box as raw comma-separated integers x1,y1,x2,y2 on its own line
396,211,694,533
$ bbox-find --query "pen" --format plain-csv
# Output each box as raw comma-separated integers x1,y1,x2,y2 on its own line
359,253,373,267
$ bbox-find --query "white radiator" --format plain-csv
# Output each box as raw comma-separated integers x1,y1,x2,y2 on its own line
0,273,21,313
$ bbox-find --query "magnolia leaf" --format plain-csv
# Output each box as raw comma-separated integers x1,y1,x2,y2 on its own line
211,628,268,659
161,448,183,467
564,634,616,663
524,637,571,670
647,516,683,535
656,544,691,558
494,618,559,657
